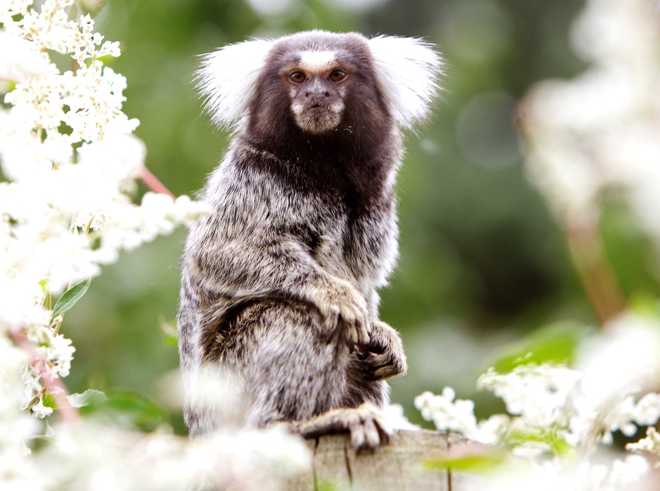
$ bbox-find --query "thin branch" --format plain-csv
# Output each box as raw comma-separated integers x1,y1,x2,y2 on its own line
139,165,175,198
565,219,626,326
10,328,80,424
516,101,626,327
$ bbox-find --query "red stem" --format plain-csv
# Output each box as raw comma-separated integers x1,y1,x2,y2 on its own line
139,166,175,198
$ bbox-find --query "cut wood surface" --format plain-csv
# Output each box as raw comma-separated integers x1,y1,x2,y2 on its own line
287,430,485,491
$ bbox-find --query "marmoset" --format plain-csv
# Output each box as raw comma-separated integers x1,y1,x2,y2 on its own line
178,30,440,450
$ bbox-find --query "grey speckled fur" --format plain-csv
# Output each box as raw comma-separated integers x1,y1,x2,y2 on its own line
178,31,441,446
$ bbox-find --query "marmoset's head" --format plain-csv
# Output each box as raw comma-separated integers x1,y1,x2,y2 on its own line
197,30,441,142
272,42,355,135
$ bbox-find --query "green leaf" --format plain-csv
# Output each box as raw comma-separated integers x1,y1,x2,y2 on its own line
42,392,57,410
316,482,340,491
96,54,116,65
163,334,179,347
491,322,592,373
51,279,91,319
160,320,179,347
68,389,108,409
424,449,508,474
629,294,660,320
79,390,168,432
506,428,573,457
316,482,352,491
78,0,107,16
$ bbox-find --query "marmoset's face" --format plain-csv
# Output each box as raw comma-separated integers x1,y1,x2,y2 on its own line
281,51,351,134
247,32,390,143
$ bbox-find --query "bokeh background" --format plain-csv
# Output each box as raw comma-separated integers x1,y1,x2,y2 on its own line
65,0,653,429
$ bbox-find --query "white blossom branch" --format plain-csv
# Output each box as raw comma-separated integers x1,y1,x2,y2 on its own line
9,328,80,424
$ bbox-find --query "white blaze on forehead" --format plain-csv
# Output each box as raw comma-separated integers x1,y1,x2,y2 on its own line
298,50,337,72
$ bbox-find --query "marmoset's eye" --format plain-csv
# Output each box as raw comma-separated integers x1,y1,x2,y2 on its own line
329,68,348,83
288,70,307,83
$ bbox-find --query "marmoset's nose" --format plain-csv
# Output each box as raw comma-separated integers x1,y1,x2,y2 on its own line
304,89,331,98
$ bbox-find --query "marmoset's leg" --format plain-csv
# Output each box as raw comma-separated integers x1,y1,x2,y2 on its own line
215,299,393,450
218,300,351,422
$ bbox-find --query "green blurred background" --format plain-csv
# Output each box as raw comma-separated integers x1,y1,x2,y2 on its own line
65,0,655,429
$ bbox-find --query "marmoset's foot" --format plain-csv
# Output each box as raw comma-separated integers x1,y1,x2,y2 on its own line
293,402,393,451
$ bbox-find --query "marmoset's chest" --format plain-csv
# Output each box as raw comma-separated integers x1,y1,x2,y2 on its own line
277,182,398,286
224,150,400,287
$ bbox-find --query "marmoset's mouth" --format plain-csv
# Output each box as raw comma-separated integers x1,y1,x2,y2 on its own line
292,101,343,134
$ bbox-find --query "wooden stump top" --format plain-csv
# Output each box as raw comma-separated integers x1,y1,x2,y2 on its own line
287,430,484,491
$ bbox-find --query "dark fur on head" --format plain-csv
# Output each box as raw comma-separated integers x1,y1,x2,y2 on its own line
243,32,398,205
248,33,391,154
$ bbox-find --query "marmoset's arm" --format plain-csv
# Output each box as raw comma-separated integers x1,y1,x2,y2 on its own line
183,204,371,346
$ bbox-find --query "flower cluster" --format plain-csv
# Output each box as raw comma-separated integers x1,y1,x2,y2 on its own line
521,0,660,237
480,454,651,491
0,336,41,487
0,0,208,416
627,427,660,464
35,422,309,491
416,312,660,489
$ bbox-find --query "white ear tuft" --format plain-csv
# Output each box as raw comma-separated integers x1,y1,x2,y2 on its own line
368,36,443,129
195,39,274,130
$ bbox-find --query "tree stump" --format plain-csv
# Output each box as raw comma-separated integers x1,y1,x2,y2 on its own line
287,430,485,491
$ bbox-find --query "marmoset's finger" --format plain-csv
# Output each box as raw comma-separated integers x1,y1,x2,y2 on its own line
357,318,370,345
324,308,340,335
362,417,381,449
350,422,366,450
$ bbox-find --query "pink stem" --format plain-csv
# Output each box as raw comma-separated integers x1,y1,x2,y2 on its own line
139,165,175,198
10,329,80,424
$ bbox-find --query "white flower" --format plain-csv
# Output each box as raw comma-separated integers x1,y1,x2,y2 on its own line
0,0,32,23
173,195,214,224
521,0,660,245
475,452,651,491
0,336,43,488
633,394,660,427
627,427,660,460
31,399,54,419
478,365,580,429
415,387,482,440
569,313,660,445
0,0,207,430
381,403,420,431
37,421,310,491
607,455,650,489
0,31,55,82
417,353,660,466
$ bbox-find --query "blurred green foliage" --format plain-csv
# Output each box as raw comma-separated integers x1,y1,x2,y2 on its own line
424,447,507,474
491,322,592,374
64,0,658,429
